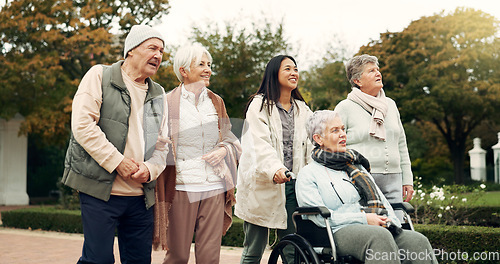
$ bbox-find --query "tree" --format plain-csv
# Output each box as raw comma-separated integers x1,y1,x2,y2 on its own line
300,39,357,111
359,8,500,184
190,20,290,119
0,0,170,146
301,59,350,111
154,46,180,92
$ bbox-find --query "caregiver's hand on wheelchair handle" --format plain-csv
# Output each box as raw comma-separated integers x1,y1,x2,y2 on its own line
273,168,290,184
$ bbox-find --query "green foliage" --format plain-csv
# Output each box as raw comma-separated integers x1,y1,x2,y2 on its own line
27,134,66,197
56,183,81,210
221,215,275,248
190,20,289,119
416,224,500,263
1,207,82,233
0,0,171,146
221,216,244,247
359,8,500,184
405,121,457,185
412,158,454,186
155,47,181,92
410,180,500,226
412,205,500,228
302,60,350,111
300,41,355,111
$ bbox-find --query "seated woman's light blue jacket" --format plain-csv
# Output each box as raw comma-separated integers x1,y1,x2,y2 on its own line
296,160,401,234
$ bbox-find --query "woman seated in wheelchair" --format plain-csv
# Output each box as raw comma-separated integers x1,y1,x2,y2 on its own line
296,110,437,264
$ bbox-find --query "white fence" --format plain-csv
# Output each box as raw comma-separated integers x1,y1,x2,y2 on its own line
470,132,500,184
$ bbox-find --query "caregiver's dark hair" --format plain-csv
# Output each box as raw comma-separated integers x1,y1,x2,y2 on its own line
244,55,306,118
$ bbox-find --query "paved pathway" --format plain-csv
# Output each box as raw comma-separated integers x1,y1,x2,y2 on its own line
0,227,271,263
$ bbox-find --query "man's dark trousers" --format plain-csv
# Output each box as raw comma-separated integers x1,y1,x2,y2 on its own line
77,192,154,264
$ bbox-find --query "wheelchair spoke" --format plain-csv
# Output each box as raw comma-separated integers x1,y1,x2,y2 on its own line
276,247,290,264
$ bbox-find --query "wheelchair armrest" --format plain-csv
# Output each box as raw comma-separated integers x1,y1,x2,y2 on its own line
391,202,415,214
295,206,331,218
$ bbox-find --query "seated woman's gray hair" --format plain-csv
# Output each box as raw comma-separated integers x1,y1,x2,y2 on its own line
306,110,340,147
345,54,379,88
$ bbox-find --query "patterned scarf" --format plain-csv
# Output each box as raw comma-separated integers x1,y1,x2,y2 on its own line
311,147,387,215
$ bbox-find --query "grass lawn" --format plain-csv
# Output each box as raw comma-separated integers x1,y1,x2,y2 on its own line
462,191,500,206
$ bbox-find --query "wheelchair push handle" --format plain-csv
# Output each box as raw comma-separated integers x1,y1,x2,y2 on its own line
295,206,331,218
390,202,415,214
285,170,296,179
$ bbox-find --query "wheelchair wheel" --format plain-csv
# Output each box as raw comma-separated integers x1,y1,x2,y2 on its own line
268,234,321,264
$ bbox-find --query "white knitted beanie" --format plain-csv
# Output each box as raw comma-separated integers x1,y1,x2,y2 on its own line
123,25,165,58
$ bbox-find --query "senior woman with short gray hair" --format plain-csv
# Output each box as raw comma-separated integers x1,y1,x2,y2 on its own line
296,110,437,264
153,43,241,264
334,54,414,221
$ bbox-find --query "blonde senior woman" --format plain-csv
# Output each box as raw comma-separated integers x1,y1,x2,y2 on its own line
235,55,313,264
153,43,241,264
335,54,414,221
296,110,437,264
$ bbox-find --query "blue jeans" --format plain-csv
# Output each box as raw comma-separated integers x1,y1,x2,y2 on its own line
78,193,153,264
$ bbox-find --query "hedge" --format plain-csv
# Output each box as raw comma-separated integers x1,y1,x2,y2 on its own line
2,208,499,263
413,206,500,227
221,217,277,248
416,225,500,263
2,207,82,233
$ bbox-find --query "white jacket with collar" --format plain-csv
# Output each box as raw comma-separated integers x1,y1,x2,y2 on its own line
235,94,313,229
175,87,221,185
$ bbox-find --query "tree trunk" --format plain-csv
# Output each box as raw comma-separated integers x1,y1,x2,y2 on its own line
451,149,466,184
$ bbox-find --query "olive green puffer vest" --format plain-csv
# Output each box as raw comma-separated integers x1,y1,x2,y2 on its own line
62,61,164,209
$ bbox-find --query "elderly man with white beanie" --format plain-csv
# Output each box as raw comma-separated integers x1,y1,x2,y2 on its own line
62,24,169,264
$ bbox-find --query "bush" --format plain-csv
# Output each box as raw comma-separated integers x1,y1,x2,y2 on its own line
411,179,500,226
221,217,277,248
411,157,454,186
56,183,81,210
1,207,82,233
412,206,500,227
221,217,244,247
416,224,500,263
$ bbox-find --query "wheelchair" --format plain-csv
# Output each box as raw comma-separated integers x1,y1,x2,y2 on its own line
267,202,415,264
